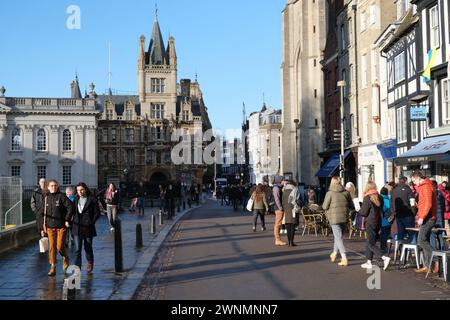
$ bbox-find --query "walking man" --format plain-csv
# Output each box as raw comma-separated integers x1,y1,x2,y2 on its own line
31,178,47,236
411,171,437,274
273,176,286,246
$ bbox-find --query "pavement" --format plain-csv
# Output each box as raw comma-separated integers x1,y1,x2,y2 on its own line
134,199,450,300
0,201,200,300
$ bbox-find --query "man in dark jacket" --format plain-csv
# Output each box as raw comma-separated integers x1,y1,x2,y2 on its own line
166,184,176,220
31,178,47,236
71,182,101,273
44,179,75,276
390,176,416,243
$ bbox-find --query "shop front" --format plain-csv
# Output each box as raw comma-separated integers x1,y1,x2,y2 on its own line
396,134,450,183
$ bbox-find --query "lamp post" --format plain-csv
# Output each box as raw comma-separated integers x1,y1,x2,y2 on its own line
337,80,346,185
293,119,300,183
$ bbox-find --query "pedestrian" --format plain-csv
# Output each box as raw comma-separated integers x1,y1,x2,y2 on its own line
166,183,176,220
430,180,445,254
71,182,100,273
411,171,437,274
104,183,119,232
307,188,317,205
281,180,300,246
159,185,166,212
345,182,360,223
31,178,47,237
379,187,392,253
359,181,391,271
438,181,450,235
390,176,417,244
65,187,75,202
249,184,268,232
273,176,286,246
323,177,354,266
65,187,75,247
44,179,74,276
129,192,138,213
136,182,146,216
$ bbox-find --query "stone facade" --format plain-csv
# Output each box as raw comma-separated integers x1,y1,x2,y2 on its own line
281,0,326,185
97,16,212,195
0,90,99,189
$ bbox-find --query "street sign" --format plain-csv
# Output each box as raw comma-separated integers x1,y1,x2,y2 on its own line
410,106,428,121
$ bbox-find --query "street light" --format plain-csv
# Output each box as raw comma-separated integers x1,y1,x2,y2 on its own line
337,80,346,184
293,119,300,183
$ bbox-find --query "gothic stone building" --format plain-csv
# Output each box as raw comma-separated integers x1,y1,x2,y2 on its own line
97,16,212,195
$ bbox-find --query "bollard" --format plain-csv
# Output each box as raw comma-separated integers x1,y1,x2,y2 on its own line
136,224,143,248
151,214,156,234
177,200,180,212
183,200,186,211
114,219,123,273
159,209,164,225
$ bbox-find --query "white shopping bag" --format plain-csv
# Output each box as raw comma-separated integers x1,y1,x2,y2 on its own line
39,237,49,253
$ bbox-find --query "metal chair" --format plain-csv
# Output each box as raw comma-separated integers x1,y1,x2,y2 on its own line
387,239,408,264
399,244,422,270
300,207,323,237
425,251,449,282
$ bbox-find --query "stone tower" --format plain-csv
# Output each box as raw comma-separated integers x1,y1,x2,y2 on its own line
138,14,178,120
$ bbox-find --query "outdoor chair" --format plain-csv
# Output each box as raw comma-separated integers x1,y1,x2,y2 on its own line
425,250,449,282
300,207,324,237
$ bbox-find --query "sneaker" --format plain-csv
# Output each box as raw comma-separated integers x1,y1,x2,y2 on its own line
110,227,115,232
261,227,266,231
361,262,373,269
252,227,256,232
382,257,391,271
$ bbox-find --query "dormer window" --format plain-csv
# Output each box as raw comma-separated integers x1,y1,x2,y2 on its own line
125,108,134,120
106,109,114,120
182,110,189,121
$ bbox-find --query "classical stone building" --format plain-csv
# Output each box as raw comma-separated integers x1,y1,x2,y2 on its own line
0,79,99,189
97,15,212,195
281,0,326,185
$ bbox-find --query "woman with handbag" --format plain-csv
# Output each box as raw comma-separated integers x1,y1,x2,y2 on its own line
71,183,101,273
249,184,268,232
44,179,75,277
322,177,354,266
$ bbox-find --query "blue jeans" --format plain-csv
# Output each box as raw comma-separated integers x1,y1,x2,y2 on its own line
73,235,94,268
331,224,346,256
396,216,416,243
137,197,145,212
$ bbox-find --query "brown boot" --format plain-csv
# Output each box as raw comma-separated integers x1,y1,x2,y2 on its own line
330,252,337,263
48,265,56,277
87,262,94,273
63,256,70,272
338,257,348,267
415,267,431,273
275,240,287,246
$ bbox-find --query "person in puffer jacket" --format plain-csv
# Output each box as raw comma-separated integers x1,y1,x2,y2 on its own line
359,182,391,271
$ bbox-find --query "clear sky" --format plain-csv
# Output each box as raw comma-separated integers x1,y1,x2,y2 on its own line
0,0,285,134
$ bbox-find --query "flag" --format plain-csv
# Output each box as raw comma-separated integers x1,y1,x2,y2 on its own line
422,49,437,83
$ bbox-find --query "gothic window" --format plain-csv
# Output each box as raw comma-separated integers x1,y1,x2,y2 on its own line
37,129,47,151
151,104,165,119
151,78,166,93
125,108,134,120
11,128,22,151
62,129,72,151
106,108,114,120
182,110,189,121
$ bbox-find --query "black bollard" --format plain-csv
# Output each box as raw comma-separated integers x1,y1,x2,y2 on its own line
183,200,186,211
159,209,164,225
151,214,156,234
177,199,180,212
136,224,143,248
114,219,123,273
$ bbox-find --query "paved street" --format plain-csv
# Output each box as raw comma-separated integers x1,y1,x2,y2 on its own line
135,199,450,300
0,204,193,300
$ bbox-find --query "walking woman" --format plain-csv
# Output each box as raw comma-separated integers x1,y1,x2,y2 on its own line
322,177,354,266
281,180,300,246
359,182,391,271
44,179,74,276
250,184,268,232
72,183,101,273
104,183,119,232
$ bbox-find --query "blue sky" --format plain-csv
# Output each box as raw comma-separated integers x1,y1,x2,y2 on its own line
0,1,285,133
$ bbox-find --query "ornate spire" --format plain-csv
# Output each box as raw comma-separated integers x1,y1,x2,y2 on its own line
70,74,82,99
147,7,167,65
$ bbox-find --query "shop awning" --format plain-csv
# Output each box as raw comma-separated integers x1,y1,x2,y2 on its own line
377,139,397,160
396,134,450,163
316,150,352,178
